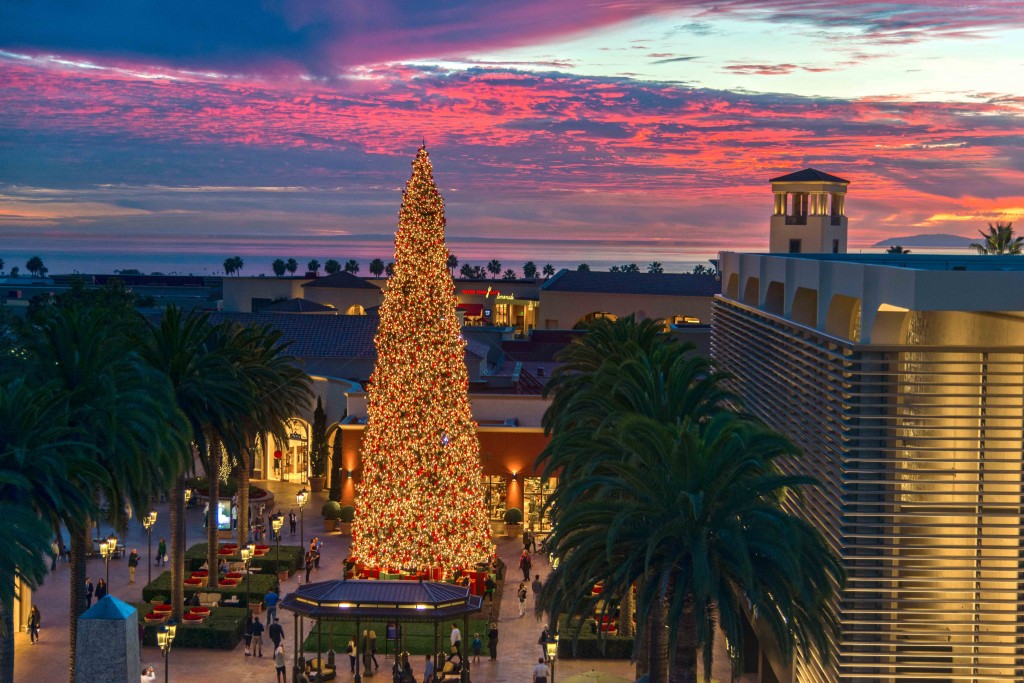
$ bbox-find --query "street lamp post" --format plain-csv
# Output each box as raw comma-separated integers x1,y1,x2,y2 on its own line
544,633,559,683
271,517,284,578
183,488,193,549
158,623,177,683
296,488,308,558
241,544,255,613
99,533,118,589
142,511,158,585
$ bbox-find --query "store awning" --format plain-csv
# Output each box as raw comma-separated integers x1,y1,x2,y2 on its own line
457,303,484,319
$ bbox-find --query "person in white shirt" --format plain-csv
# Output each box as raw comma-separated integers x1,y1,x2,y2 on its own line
450,623,461,656
532,658,550,683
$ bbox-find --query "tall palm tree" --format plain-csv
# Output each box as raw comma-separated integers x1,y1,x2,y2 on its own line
542,263,556,279
542,414,843,683
325,259,341,275
142,307,251,621
647,261,664,274
369,258,386,278
0,379,105,683
523,261,538,279
486,259,502,279
970,222,1021,255
885,245,910,254
446,254,459,276
25,304,189,681
344,259,360,274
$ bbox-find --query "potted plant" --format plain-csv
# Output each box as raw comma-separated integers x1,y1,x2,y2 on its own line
338,505,356,536
308,397,329,492
321,500,342,532
503,507,524,537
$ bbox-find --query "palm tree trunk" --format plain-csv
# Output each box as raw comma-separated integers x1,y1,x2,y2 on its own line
1,579,15,683
635,613,650,681
170,475,185,622
649,597,669,683
206,442,221,588
237,458,250,548
621,583,636,638
68,524,89,683
668,606,698,683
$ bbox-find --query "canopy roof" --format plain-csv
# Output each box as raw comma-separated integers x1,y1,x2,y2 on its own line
280,579,483,622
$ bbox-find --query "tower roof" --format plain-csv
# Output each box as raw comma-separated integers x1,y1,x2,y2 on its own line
770,168,849,184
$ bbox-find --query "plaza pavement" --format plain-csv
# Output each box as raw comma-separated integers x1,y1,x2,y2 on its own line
14,479,749,683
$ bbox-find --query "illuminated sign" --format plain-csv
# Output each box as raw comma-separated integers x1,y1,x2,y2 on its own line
461,287,501,297
495,294,514,301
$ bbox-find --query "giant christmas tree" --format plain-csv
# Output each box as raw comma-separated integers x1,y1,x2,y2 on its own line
351,147,493,575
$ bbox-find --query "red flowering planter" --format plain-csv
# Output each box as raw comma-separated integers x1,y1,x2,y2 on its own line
225,572,244,579
188,606,211,617
183,613,205,624
253,549,267,557
190,570,209,578
144,613,167,624
184,578,204,586
223,543,238,551
217,548,234,556
219,579,240,588
153,604,172,614
255,544,270,551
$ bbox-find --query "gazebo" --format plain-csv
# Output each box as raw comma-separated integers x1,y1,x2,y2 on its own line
281,579,483,683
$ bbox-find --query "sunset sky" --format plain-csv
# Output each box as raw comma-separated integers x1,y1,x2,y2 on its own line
2,1,1023,275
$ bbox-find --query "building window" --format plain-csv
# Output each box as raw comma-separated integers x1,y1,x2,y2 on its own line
251,297,272,312
523,477,557,532
789,239,802,254
832,239,840,254
483,475,507,521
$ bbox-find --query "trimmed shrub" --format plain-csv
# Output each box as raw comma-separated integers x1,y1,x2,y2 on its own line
303,619,491,655
142,570,278,607
321,500,342,520
184,542,303,574
557,615,634,659
503,507,523,525
186,476,266,500
339,505,356,523
135,603,247,649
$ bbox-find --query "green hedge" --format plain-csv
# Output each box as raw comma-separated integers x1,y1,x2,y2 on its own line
184,542,304,574
556,616,635,659
302,619,491,656
141,570,279,607
186,476,266,500
134,604,248,650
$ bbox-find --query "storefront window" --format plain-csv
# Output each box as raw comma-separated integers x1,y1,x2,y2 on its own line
523,477,557,532
484,475,508,521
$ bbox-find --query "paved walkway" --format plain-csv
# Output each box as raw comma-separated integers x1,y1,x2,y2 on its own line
14,479,746,682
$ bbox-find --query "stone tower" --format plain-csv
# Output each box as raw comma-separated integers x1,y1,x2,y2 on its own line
769,168,849,254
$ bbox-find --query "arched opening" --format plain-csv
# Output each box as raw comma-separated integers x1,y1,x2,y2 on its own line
825,294,862,341
791,287,818,327
345,304,366,316
741,277,760,306
725,273,739,299
574,311,618,329
764,281,785,316
275,418,310,484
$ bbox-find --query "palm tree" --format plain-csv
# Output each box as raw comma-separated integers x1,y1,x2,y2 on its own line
621,263,640,273
459,263,475,279
542,413,843,683
609,265,621,272
25,304,189,680
648,262,664,274
25,256,47,277
447,254,459,276
501,269,518,280
308,259,321,275
542,263,556,279
325,259,341,275
0,379,105,683
385,262,395,278
577,263,591,272
369,258,386,278
272,259,287,277
223,256,244,276
885,245,910,254
523,261,538,279
487,259,502,279
142,307,251,621
473,265,487,279
285,258,299,275
971,222,1021,254
344,259,360,274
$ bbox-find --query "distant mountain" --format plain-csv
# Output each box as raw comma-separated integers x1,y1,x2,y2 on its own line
872,234,975,248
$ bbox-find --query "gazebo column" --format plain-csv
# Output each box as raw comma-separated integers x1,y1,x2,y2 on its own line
293,614,301,683
317,616,323,676
355,616,362,683
461,613,471,683
433,621,440,682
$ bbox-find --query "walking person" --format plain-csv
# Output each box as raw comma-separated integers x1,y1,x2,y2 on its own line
289,510,297,536
531,574,543,618
50,540,59,571
450,622,461,657
519,549,532,581
304,549,314,583
156,538,167,566
27,606,41,644
269,617,285,651
275,644,287,683
346,636,357,673
368,629,379,670
517,582,528,617
522,529,532,553
84,578,94,608
250,615,265,657
314,537,322,569
486,623,498,660
532,657,550,683
471,633,482,663
483,575,496,604
538,626,550,662
128,549,140,584
265,589,280,623
422,655,433,683
244,613,254,656
95,578,107,601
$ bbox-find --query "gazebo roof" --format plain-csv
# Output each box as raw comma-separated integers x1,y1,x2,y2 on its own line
280,579,483,622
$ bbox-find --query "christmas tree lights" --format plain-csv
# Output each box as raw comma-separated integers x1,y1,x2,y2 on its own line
352,147,493,575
